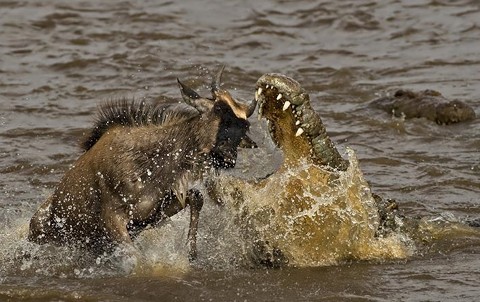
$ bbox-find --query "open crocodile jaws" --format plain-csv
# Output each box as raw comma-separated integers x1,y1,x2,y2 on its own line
255,73,348,171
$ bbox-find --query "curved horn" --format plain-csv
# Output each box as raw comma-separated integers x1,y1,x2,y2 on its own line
211,65,225,96
245,98,257,118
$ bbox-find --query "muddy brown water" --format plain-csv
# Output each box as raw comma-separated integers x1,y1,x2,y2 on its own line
1,0,479,301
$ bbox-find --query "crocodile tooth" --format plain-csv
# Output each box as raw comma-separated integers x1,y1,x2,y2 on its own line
255,90,259,101
276,93,282,100
265,84,269,88
282,100,291,111
295,120,300,125
257,87,263,96
295,127,304,137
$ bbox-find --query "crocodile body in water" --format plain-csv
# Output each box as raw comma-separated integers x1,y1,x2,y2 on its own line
370,89,476,125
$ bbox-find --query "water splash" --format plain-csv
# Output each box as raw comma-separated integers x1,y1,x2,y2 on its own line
2,146,478,278
0,215,193,278
209,148,415,267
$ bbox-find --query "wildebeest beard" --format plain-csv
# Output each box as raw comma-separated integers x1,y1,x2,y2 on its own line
210,102,251,169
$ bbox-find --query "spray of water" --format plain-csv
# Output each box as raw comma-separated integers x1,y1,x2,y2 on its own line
208,148,415,267
3,147,479,277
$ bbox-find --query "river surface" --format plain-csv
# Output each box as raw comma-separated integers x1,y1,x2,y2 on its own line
1,0,479,301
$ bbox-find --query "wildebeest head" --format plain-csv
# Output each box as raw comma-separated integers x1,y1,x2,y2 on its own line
177,66,257,169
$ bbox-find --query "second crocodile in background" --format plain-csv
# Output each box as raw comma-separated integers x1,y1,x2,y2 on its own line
370,89,476,124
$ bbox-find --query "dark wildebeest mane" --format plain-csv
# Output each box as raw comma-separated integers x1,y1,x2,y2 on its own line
81,99,200,151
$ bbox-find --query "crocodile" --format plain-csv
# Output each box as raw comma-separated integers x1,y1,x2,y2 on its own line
209,74,412,267
370,89,476,124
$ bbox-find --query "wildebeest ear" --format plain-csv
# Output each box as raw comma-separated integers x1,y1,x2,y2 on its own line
177,78,213,113
238,135,257,148
211,65,225,97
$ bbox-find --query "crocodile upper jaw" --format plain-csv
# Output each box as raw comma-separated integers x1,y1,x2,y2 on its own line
255,73,348,171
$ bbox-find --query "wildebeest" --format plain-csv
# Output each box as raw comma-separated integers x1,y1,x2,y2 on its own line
28,66,256,261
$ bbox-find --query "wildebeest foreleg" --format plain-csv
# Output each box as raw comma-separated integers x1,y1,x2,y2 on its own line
101,194,133,248
105,211,132,245
186,189,204,261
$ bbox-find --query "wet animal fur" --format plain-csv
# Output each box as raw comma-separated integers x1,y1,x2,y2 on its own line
81,100,199,151
28,69,256,261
